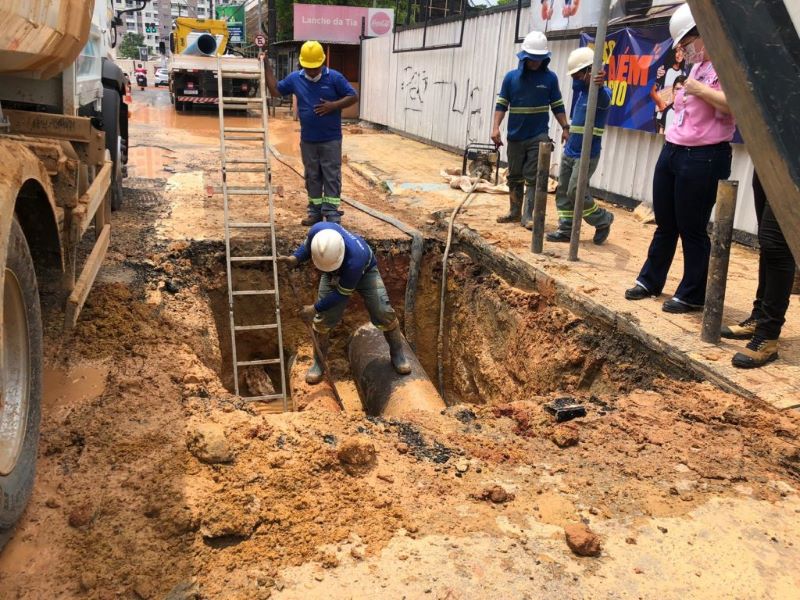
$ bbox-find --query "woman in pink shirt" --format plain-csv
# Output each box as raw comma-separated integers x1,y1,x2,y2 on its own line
625,4,735,313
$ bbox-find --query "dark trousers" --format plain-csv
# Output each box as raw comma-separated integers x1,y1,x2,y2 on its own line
750,173,796,339
300,139,343,221
636,141,732,305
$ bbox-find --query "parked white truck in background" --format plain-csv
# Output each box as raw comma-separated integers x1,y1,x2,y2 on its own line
0,0,129,548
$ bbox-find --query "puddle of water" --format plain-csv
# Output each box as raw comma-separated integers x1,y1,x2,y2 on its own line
42,364,108,411
131,104,262,137
128,146,173,178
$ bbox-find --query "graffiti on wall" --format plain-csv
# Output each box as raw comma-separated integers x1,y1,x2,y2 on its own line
400,66,429,112
399,64,486,143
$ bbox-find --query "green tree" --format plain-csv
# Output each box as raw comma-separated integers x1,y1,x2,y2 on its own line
118,32,146,59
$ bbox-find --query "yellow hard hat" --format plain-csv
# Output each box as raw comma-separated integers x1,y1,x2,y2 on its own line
299,41,325,69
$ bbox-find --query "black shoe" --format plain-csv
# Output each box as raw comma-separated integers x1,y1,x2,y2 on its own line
546,230,571,243
624,284,651,300
662,297,703,314
721,316,757,340
593,213,614,245
301,215,322,226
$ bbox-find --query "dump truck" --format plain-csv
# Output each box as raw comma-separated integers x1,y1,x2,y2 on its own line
0,0,128,547
169,17,259,111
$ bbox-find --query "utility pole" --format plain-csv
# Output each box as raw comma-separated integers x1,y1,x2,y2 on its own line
568,0,612,261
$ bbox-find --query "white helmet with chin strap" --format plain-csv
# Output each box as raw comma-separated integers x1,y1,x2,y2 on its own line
311,228,345,272
567,47,594,75
517,30,551,61
669,3,696,49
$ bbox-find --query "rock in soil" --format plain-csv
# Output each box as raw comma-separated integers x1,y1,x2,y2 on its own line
164,580,200,600
551,423,580,448
67,505,94,528
564,523,602,557
200,500,260,540
337,437,377,476
186,422,233,464
476,485,514,504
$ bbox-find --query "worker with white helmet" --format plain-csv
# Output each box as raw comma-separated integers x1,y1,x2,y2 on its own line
545,46,614,244
626,3,735,314
278,223,411,384
264,41,358,226
492,30,570,227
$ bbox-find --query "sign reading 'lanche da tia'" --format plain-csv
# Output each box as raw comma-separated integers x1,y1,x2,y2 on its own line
294,4,394,44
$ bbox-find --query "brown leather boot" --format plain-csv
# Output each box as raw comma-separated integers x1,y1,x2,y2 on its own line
721,316,757,340
732,337,778,369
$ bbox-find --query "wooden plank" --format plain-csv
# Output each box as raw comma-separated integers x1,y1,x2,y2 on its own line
65,224,110,329
4,109,93,142
687,0,800,264
71,161,111,242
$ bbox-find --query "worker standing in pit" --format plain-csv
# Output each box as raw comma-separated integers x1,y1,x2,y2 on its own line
545,46,614,244
278,223,411,384
491,30,569,228
264,41,358,226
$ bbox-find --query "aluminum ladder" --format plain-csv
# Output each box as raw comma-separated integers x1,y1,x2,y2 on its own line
215,56,287,410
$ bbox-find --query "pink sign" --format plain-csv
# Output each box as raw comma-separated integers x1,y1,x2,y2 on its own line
294,4,394,44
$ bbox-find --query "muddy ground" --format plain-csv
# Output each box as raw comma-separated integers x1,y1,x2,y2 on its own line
1,88,799,599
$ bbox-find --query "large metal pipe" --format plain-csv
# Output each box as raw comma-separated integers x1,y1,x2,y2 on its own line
182,33,218,56
349,324,445,417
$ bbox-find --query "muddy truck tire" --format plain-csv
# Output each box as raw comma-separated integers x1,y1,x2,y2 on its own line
0,218,43,550
102,87,124,211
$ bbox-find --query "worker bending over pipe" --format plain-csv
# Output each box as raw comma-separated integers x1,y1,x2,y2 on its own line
278,223,412,384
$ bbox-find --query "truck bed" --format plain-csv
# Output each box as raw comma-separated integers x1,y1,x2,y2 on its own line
169,55,261,76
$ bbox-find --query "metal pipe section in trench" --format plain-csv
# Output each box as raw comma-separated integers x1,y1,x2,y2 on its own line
348,324,445,417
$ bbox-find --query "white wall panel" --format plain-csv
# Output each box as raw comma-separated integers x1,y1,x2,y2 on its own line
360,9,758,234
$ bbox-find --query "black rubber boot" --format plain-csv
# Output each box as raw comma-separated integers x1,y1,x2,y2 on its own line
497,187,523,223
384,328,411,375
301,215,322,226
520,187,534,229
305,332,329,385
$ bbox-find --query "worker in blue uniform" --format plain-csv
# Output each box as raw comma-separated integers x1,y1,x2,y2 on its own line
491,30,569,227
265,41,358,226
278,223,412,384
546,46,614,244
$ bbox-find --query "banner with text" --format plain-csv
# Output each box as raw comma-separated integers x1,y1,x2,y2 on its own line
294,4,394,44
215,4,245,45
582,26,681,135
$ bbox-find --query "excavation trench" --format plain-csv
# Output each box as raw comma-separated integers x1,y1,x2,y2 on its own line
198,233,693,415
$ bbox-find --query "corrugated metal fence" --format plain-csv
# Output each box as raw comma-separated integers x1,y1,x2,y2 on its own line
360,7,758,235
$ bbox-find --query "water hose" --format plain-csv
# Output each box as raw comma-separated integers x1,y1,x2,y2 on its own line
436,183,479,400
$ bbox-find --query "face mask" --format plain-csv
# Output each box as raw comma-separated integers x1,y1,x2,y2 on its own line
304,71,322,83
682,41,705,64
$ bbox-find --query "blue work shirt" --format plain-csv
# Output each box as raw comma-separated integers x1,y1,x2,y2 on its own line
495,59,566,142
292,222,377,313
277,68,357,143
564,80,611,159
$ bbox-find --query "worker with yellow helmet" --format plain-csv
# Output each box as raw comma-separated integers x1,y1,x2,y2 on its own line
265,41,359,225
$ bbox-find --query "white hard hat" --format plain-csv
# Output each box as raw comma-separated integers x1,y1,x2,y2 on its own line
517,30,550,60
669,3,697,49
568,47,594,75
310,228,345,272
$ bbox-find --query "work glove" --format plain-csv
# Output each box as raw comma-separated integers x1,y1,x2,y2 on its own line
299,304,316,324
277,255,299,269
